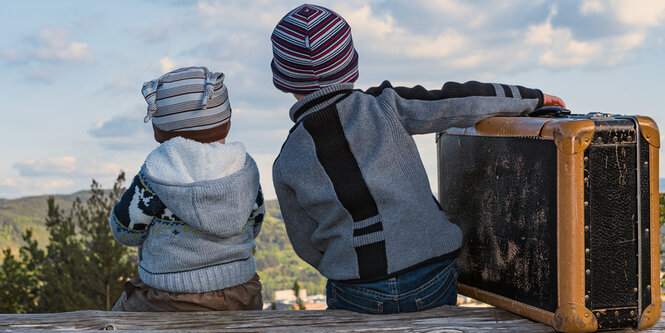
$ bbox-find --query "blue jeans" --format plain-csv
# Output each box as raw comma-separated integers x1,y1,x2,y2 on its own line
326,258,459,314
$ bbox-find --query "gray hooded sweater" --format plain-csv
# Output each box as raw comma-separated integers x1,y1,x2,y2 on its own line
273,81,543,283
110,137,264,293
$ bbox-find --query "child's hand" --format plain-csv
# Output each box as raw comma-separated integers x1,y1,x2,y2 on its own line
543,94,566,108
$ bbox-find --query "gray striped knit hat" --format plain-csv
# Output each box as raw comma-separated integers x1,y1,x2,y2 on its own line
271,4,359,94
142,66,231,143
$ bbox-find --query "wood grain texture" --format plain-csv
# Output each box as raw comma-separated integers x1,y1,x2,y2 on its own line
1,305,663,332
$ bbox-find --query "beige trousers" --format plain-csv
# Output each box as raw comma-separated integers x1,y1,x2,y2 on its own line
112,274,263,311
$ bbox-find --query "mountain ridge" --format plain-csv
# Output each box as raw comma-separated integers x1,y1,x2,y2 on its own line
0,191,322,302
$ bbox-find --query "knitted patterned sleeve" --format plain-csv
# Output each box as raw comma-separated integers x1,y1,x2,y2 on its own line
373,80,544,135
109,173,165,247
249,186,265,238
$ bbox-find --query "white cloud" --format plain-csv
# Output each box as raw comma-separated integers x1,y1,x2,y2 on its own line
417,0,476,17
403,30,467,59
1,157,128,197
14,157,122,178
342,5,469,59
325,1,660,75
124,0,663,88
1,26,94,82
0,177,77,198
526,21,602,68
610,0,665,27
523,4,649,69
1,156,132,198
3,0,665,200
160,57,177,73
23,27,93,64
196,0,285,29
615,31,646,50
0,171,132,199
0,177,74,189
580,0,605,15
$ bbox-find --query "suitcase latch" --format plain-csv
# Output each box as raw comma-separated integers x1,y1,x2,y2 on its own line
587,112,615,119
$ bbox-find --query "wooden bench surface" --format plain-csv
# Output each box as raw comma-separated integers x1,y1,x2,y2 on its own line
1,305,664,332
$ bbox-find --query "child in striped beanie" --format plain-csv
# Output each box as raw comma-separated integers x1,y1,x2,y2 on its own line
270,4,565,314
109,66,265,311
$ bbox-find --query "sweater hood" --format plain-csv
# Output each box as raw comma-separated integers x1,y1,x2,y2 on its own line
140,137,259,237
144,136,246,183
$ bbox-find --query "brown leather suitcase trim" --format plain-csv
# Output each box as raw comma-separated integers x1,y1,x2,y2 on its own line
437,115,661,331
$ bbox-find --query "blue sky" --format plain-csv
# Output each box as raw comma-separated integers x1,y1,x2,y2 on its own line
1,0,665,199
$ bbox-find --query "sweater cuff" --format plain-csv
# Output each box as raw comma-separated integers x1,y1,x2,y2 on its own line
536,89,544,108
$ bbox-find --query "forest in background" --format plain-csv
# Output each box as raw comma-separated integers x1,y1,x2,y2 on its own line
1,174,665,313
0,174,325,313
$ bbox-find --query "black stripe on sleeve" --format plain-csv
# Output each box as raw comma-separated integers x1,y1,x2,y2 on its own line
366,80,500,100
501,84,513,98
517,86,544,107
365,80,543,105
440,81,498,99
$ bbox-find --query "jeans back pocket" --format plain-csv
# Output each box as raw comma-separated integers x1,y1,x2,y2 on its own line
329,282,384,314
414,261,459,311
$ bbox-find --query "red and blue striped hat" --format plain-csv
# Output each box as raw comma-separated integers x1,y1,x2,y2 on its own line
271,4,359,94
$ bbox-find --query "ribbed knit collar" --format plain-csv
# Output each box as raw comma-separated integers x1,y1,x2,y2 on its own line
289,83,355,122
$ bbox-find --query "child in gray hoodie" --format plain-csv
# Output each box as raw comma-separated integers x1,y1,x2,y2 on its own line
270,4,565,314
110,66,264,311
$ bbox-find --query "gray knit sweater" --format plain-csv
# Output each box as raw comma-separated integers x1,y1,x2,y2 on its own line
273,81,543,282
110,137,264,293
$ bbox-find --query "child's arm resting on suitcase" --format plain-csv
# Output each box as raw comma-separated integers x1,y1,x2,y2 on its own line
109,173,163,246
373,80,561,134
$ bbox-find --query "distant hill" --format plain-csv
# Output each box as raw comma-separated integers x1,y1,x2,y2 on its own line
0,192,325,302
4,184,664,302
0,191,93,253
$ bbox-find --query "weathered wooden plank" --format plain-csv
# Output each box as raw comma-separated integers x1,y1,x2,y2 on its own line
1,305,663,332
0,306,554,332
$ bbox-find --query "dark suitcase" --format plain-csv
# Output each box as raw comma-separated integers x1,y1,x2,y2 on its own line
437,111,661,332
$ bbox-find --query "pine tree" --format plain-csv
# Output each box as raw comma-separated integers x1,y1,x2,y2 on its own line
19,228,45,313
18,174,139,312
75,173,136,310
292,280,305,310
0,247,39,313
25,197,91,312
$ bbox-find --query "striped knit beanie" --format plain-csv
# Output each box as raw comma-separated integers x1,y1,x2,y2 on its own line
142,66,231,143
271,4,359,94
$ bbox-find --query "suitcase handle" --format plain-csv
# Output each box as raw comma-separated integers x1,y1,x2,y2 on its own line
530,106,571,117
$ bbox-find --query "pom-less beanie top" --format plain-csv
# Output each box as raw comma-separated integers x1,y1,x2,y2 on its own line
271,4,359,94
